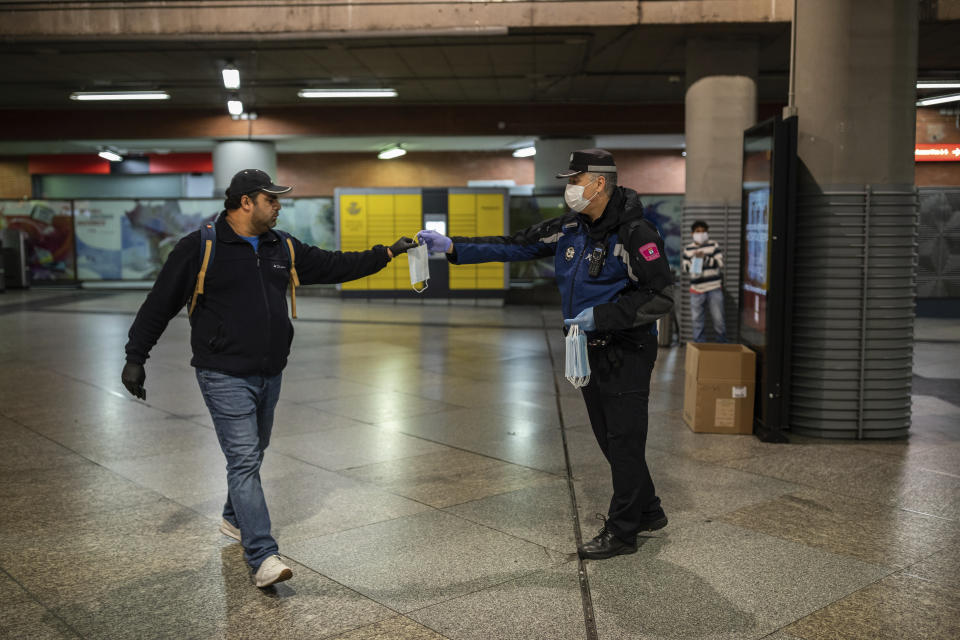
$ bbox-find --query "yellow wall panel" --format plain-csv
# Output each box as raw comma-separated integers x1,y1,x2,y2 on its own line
448,193,476,239
448,193,476,216
339,194,368,251
393,194,421,288
339,193,368,288
395,194,422,217
339,190,427,290
476,194,504,236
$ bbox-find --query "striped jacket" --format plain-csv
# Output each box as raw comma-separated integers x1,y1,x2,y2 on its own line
682,240,723,293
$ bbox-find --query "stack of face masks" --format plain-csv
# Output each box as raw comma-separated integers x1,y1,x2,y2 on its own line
408,242,430,293
565,324,591,388
691,256,703,276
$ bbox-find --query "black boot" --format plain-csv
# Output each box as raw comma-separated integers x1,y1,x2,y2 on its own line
637,511,668,532
578,518,637,560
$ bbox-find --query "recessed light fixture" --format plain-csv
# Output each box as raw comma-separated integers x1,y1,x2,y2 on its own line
298,88,398,99
98,149,123,162
916,93,960,107
227,100,244,116
222,65,240,90
917,81,960,89
512,146,536,158
70,91,170,101
378,146,406,160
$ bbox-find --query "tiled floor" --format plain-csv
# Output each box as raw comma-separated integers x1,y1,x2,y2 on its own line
0,290,958,640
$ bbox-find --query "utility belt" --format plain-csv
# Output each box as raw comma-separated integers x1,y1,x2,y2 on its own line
587,334,614,348
561,323,654,344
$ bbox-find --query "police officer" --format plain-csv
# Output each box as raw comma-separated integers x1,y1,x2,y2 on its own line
121,169,417,587
417,149,675,559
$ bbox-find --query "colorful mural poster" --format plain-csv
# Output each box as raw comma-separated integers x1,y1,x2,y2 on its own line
0,200,75,281
275,198,336,251
73,198,336,281
638,194,684,272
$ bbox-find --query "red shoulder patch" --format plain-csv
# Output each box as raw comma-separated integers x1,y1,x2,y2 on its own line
639,242,660,261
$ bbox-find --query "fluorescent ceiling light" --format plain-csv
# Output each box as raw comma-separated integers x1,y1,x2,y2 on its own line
222,66,240,90
378,147,406,160
916,93,960,107
98,150,122,162
70,91,169,101
917,81,960,89
227,100,244,115
512,146,536,158
299,88,397,99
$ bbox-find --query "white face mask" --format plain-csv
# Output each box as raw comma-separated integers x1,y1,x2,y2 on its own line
564,178,599,213
407,243,430,293
693,231,709,244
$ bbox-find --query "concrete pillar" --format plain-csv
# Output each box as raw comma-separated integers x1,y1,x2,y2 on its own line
681,38,758,343
534,138,594,195
789,0,918,438
213,140,278,196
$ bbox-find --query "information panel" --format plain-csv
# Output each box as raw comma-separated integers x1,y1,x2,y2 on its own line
738,116,797,441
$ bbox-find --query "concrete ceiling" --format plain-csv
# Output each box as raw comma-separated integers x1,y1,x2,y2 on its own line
0,24,792,109
0,134,686,156
1,19,958,154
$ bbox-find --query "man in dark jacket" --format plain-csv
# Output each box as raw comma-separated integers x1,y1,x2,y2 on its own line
417,149,675,560
121,169,416,587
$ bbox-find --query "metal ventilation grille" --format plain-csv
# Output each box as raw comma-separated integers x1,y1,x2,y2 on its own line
789,185,918,439
680,203,741,343
917,188,960,298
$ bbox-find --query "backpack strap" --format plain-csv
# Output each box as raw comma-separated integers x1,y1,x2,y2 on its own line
273,230,299,319
189,222,216,317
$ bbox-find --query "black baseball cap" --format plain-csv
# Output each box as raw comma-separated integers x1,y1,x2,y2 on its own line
555,148,617,178
226,169,292,197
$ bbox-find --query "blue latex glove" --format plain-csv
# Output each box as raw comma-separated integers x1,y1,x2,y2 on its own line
416,229,453,254
564,307,596,332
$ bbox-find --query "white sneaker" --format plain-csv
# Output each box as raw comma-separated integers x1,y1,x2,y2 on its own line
219,518,241,541
254,555,293,588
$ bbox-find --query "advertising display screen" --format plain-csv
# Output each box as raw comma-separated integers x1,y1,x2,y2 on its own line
740,128,775,348
738,116,797,441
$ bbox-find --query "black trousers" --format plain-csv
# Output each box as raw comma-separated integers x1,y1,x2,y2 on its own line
580,332,662,544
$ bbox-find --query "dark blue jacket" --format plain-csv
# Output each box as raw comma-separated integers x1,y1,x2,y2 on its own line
450,187,675,336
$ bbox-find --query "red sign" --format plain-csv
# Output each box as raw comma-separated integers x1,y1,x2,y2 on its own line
915,144,960,161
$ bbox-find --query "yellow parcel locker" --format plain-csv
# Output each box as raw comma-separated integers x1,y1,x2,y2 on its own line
447,193,477,289
393,193,422,289
366,194,396,290
476,193,505,289
339,194,368,290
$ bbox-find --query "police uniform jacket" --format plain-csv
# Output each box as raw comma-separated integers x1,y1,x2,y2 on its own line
449,187,675,336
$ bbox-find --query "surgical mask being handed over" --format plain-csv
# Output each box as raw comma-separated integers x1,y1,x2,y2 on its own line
407,242,430,293
564,178,599,213
693,231,709,244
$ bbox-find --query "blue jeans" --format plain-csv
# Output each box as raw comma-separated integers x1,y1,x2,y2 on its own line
690,288,727,343
196,369,282,570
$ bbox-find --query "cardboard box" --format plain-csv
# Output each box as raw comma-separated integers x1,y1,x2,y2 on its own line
683,343,757,434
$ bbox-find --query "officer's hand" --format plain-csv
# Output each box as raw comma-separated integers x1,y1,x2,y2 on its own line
121,361,146,400
564,307,596,332
416,230,453,254
388,236,417,258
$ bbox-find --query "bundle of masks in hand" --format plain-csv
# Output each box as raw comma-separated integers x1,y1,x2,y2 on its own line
408,242,430,292
565,324,591,388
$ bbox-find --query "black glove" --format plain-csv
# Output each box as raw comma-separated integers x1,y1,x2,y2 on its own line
121,361,146,400
389,236,418,257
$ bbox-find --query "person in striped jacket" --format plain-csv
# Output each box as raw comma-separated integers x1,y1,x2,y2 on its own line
682,220,727,342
